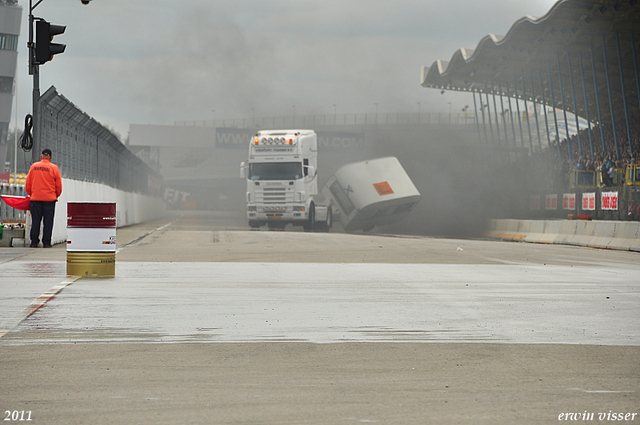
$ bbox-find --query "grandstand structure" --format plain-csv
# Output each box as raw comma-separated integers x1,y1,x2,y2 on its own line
421,0,639,163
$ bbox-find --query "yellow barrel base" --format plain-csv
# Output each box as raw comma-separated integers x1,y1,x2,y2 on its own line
67,252,116,277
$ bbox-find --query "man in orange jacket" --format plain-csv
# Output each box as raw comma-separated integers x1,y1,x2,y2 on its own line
25,148,63,248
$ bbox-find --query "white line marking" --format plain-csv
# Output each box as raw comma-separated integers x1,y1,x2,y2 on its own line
116,219,175,253
0,276,81,339
1,218,176,339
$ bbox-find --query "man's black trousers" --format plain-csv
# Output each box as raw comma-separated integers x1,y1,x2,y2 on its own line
30,200,57,246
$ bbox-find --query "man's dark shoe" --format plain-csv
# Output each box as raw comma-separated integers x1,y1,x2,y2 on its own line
43,244,52,248
30,243,39,248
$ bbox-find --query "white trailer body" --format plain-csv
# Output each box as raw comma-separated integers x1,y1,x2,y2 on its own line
241,129,331,231
320,156,420,232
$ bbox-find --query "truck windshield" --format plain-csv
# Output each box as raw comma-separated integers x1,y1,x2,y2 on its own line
249,162,303,181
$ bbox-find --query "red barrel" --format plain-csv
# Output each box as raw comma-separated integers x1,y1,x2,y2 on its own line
67,202,116,277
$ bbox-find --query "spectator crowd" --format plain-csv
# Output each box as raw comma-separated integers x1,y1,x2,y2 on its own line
545,117,640,189
518,116,640,220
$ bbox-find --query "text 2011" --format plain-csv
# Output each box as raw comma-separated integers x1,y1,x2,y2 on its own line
4,411,32,421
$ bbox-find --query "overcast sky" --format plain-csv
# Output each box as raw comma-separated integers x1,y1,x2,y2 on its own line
12,0,558,138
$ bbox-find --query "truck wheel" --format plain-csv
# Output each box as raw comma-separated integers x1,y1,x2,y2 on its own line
324,206,332,232
316,206,332,232
303,204,315,231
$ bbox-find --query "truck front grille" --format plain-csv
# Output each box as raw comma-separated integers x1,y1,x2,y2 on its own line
257,187,291,204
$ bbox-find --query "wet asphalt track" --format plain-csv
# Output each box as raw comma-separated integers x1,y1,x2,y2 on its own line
0,211,638,424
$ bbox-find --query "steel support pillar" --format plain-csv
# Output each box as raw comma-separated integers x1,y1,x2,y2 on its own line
548,62,563,158
490,83,502,145
514,75,525,148
602,34,620,159
567,53,583,156
538,70,552,158
472,91,483,145
578,51,594,157
557,52,572,161
479,91,489,145
590,42,607,154
484,86,495,145
498,82,510,146
505,84,518,147
529,70,543,153
616,32,633,155
632,32,640,141
520,69,534,152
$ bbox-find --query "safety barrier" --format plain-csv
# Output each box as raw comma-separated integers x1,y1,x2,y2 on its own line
485,219,640,252
1,179,166,246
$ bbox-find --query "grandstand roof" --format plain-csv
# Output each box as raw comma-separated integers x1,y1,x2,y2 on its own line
421,0,640,126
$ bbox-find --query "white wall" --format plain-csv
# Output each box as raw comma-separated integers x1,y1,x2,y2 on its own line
27,178,166,245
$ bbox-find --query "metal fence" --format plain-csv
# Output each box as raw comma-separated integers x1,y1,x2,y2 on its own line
0,183,26,222
1,86,162,223
38,86,161,195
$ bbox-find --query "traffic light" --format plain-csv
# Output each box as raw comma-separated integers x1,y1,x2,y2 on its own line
35,20,66,65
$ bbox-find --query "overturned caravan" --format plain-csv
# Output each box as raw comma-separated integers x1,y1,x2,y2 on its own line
321,156,421,232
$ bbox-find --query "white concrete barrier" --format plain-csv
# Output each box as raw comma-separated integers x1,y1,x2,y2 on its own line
517,220,531,241
525,220,546,243
590,221,617,249
570,220,596,247
486,218,640,252
608,222,640,251
632,231,640,252
27,178,166,246
554,220,577,245
486,219,523,241
539,220,561,244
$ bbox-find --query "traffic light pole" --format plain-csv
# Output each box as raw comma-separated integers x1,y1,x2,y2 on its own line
26,0,82,162
28,0,42,164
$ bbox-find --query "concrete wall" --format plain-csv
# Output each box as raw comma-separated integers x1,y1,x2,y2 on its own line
485,219,640,252
27,178,166,246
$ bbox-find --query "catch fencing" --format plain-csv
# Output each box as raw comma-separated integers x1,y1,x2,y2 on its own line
0,184,27,222
1,86,162,223
38,86,161,195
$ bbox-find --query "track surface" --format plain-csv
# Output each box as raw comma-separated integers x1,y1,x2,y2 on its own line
1,211,638,424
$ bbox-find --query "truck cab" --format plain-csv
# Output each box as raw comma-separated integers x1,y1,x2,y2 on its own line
241,129,331,231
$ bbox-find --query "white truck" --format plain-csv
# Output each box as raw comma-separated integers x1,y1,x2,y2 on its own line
240,129,332,231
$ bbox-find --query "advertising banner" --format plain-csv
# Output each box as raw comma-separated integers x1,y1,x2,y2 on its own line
562,193,576,210
582,192,596,211
545,194,557,210
601,191,618,210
